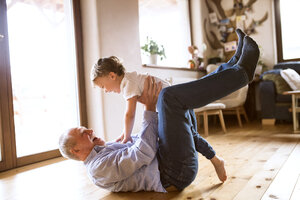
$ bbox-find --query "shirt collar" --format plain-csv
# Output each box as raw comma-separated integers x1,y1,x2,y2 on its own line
83,145,105,165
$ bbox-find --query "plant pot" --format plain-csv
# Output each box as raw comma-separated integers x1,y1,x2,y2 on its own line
149,54,158,65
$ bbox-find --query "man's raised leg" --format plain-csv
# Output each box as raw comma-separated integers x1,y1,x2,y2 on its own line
212,28,245,72
157,35,259,190
237,36,260,82
189,110,227,182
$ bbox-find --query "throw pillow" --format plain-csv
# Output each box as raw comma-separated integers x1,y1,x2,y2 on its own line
280,68,300,90
262,73,292,94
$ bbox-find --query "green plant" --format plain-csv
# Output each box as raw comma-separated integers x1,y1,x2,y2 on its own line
141,37,166,60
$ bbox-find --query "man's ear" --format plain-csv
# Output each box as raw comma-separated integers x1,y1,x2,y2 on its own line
70,148,80,155
109,72,117,80
85,129,93,134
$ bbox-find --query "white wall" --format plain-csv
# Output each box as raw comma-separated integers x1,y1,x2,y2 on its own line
81,0,200,141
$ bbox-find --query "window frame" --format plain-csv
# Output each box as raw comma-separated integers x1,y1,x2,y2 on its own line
274,0,300,62
140,0,197,71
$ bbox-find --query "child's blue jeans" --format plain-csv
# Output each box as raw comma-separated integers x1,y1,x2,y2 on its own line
157,64,249,190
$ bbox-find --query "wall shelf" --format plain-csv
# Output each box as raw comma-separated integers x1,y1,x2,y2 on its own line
142,64,206,73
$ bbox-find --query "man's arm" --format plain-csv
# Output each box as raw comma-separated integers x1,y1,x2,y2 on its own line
138,76,162,111
88,111,158,187
88,77,162,187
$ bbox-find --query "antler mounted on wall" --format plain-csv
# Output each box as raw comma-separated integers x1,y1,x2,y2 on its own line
204,0,268,61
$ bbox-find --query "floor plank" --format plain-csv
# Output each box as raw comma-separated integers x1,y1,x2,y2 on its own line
209,139,281,200
261,142,300,200
233,141,297,200
290,174,300,200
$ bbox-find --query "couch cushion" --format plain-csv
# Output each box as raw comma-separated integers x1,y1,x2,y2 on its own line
194,103,225,112
280,68,300,90
262,73,292,94
276,94,292,103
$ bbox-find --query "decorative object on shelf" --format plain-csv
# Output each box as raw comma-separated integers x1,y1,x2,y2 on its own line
187,45,204,70
141,37,166,65
204,0,268,61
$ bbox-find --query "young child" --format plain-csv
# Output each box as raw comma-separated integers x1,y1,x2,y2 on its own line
91,56,170,143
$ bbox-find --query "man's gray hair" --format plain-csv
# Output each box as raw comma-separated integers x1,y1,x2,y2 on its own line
58,129,80,161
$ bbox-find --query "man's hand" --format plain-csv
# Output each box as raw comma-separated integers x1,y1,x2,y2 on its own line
137,76,162,111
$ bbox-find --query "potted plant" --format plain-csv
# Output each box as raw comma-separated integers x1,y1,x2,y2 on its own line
141,37,166,65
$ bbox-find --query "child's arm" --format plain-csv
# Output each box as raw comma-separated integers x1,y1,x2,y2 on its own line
116,96,138,143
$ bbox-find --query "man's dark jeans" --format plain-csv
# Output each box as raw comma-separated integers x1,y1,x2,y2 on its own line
157,64,249,190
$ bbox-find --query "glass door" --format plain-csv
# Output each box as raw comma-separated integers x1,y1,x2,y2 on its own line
7,0,80,157
0,0,86,171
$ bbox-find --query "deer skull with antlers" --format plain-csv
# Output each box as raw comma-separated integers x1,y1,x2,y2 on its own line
204,0,268,61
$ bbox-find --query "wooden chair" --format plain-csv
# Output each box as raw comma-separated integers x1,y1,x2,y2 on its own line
222,105,249,127
194,103,227,137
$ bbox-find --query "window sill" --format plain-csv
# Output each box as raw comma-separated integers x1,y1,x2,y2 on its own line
142,64,206,72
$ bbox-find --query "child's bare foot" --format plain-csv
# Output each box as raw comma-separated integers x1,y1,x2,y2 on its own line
210,155,227,182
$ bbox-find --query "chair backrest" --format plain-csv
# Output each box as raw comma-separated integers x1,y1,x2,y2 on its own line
206,64,219,74
206,64,249,108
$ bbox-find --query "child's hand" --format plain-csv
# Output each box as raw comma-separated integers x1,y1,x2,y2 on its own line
115,133,133,144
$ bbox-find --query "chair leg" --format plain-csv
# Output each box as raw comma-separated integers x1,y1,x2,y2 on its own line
196,113,201,133
236,108,243,127
203,111,209,137
219,110,227,133
241,106,249,123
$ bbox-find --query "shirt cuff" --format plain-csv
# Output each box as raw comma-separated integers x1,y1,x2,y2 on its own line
143,110,158,123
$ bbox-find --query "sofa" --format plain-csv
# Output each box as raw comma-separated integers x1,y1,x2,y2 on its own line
259,61,300,123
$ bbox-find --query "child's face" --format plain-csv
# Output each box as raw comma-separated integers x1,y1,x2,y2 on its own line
94,72,121,93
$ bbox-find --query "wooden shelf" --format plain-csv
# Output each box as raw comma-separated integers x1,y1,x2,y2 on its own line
142,64,206,72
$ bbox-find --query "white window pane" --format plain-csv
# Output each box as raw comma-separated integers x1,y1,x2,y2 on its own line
280,0,300,60
7,0,80,157
139,0,191,67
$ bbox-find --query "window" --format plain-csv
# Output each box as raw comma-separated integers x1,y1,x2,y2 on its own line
138,0,192,68
275,0,300,62
0,0,86,171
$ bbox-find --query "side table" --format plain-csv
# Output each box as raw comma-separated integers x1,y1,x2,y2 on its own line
283,90,300,133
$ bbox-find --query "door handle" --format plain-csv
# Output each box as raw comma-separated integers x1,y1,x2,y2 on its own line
0,34,4,41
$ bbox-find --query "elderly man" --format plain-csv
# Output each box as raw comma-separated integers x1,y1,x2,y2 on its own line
59,33,259,192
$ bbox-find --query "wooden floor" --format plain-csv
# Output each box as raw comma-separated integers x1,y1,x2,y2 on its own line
1,121,300,200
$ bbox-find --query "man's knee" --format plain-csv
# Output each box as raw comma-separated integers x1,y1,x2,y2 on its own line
157,87,173,110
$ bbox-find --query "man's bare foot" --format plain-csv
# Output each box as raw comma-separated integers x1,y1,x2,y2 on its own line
210,155,227,182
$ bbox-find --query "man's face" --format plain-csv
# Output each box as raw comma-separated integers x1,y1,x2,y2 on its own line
94,72,121,93
69,127,105,160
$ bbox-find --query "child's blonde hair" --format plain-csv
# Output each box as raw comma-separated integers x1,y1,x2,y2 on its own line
91,56,125,84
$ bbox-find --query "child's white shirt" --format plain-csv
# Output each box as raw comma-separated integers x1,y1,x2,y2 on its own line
120,71,170,100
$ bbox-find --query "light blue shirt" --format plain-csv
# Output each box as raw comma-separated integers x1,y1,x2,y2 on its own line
84,111,166,192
